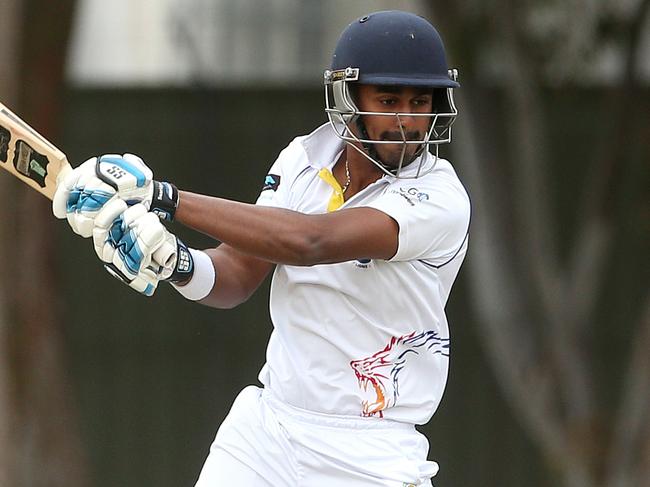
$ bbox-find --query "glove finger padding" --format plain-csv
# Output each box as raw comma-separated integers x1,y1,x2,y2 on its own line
54,153,155,238
152,239,178,278
94,201,178,272
93,198,130,263
102,207,164,298
104,262,159,297
95,203,175,287
65,174,118,238
53,157,97,219
54,158,119,238
59,160,121,238
107,205,155,279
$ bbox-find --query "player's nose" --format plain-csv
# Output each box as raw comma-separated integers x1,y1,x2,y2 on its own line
396,112,418,133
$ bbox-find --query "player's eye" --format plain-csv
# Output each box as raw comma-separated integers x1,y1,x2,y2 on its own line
379,97,397,106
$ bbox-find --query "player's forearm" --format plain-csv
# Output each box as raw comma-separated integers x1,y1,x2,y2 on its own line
196,246,274,309
175,191,325,266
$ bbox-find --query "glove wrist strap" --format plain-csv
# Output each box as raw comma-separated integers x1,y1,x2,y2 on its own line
166,238,194,283
151,181,179,221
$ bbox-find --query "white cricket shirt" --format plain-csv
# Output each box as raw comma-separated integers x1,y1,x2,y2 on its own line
256,123,470,425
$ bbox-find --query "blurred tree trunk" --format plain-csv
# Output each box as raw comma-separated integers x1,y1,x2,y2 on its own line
425,1,650,486
0,0,22,482
0,1,89,486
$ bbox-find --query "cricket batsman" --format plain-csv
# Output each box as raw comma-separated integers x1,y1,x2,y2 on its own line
53,10,470,486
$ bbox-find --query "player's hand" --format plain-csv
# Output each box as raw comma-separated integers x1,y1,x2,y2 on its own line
52,154,179,238
92,201,194,296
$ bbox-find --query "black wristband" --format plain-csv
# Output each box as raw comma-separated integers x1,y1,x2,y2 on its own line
167,238,194,283
151,181,179,221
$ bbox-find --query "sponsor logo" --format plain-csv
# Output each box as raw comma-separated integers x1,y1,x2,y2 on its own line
399,187,430,202
13,140,49,187
151,209,168,220
177,248,192,273
262,174,280,191
354,258,372,269
29,158,46,177
164,182,174,200
155,182,174,201
394,191,415,206
350,330,450,418
0,124,10,163
388,187,430,206
105,164,127,180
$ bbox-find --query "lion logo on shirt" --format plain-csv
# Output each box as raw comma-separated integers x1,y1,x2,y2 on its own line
350,330,449,418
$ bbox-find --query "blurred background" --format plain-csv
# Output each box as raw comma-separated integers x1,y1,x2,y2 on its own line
0,0,648,486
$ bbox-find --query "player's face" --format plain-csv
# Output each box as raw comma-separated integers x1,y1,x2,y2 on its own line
354,84,434,168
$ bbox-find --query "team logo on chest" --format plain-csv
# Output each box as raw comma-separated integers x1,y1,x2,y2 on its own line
350,331,449,417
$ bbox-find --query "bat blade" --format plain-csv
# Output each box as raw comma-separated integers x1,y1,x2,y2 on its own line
0,101,71,200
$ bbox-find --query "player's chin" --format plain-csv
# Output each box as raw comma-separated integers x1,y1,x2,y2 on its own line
377,146,419,168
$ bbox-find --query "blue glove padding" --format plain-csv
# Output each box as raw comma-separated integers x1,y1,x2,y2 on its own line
53,154,178,240
92,201,193,295
53,154,153,237
93,202,172,296
52,158,121,237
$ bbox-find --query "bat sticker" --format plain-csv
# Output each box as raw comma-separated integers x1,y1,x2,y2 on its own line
13,140,49,187
0,124,10,163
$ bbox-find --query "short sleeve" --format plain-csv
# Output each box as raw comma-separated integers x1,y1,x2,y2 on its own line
366,175,470,264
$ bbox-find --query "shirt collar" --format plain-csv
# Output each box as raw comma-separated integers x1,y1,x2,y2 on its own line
301,123,346,169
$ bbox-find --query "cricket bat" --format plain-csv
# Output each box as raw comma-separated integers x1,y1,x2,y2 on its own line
0,101,176,273
0,101,72,199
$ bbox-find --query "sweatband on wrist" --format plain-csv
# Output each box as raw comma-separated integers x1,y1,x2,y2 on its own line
170,249,216,301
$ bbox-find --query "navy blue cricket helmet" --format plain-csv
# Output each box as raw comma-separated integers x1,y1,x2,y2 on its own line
324,11,459,178
331,10,459,88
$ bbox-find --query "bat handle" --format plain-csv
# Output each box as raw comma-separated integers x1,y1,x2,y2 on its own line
56,161,73,185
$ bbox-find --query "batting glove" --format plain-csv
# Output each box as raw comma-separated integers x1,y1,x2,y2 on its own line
92,202,194,296
53,154,179,238
52,158,118,237
95,154,179,221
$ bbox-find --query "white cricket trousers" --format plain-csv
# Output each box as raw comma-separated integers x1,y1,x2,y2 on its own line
194,386,438,487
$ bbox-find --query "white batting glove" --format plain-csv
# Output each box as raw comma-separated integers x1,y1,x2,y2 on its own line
52,158,118,237
94,154,179,221
92,202,194,296
53,154,179,238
